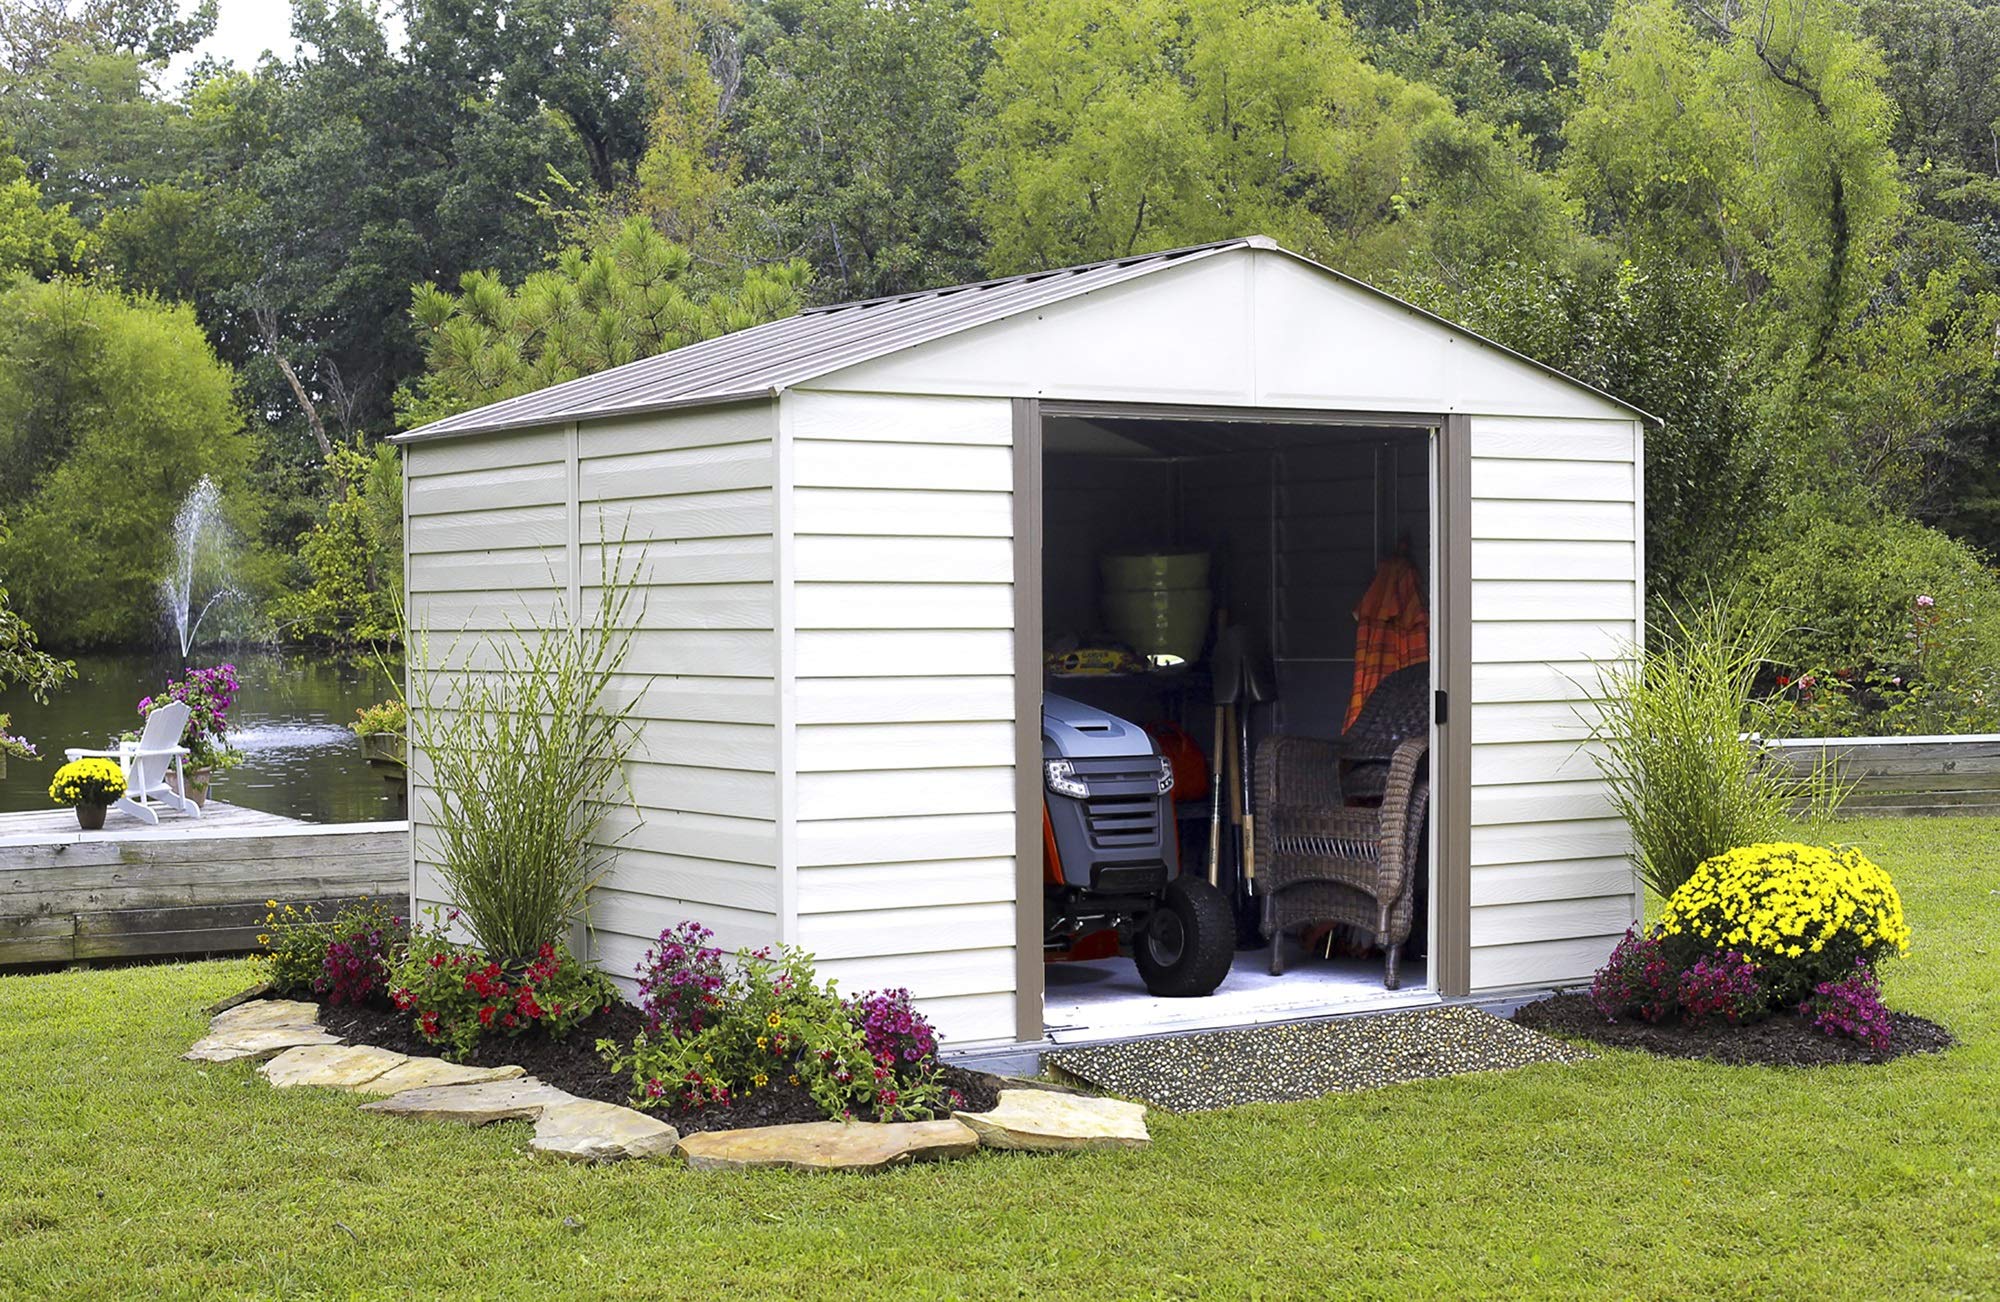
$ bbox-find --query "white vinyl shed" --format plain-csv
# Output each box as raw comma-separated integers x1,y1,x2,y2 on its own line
394,237,1651,1050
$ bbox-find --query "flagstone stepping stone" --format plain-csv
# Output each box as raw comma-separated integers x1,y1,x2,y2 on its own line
209,999,321,1033
260,1044,409,1090
185,1024,342,1063
530,1099,680,1163
352,1057,527,1097
357,1077,577,1127
953,1089,1150,1152
674,1119,980,1173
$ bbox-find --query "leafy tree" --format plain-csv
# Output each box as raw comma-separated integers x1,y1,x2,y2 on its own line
618,0,744,257
1400,251,1772,615
1562,0,1901,400
271,443,403,647
0,144,84,275
405,0,651,192
230,1,605,438
0,277,258,648
0,0,216,73
0,42,192,221
960,0,1575,282
396,216,810,427
1351,0,1616,164
734,0,985,299
0,567,75,702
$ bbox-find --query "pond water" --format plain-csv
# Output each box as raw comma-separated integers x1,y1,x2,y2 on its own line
1,650,404,824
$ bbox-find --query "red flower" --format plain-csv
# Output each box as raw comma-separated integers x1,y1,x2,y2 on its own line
478,1006,496,1026
428,953,445,969
1776,675,1792,688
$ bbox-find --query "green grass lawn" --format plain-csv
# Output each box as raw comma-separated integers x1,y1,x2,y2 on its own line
3,817,1997,1299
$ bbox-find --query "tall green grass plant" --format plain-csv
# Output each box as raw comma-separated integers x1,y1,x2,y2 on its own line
408,549,644,959
1587,605,1848,899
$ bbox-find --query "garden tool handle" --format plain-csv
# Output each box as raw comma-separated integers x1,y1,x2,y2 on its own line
1207,701,1226,886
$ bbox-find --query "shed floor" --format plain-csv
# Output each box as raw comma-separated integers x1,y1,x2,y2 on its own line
1042,947,1434,1045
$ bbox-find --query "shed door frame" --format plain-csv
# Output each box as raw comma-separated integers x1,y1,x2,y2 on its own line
1010,398,1473,1045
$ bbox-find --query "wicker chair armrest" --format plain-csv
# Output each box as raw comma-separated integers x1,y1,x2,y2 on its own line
1374,737,1431,902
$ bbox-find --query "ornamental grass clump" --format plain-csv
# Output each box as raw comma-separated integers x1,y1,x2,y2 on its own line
1587,605,1847,899
1656,842,1909,1005
407,547,645,959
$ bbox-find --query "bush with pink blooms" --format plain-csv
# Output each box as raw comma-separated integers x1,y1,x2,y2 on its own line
1800,962,1894,1051
604,923,958,1121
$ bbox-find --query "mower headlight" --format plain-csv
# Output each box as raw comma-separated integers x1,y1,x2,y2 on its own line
1156,755,1176,794
1044,759,1089,800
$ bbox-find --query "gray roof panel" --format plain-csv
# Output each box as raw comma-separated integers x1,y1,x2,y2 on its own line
394,236,1651,443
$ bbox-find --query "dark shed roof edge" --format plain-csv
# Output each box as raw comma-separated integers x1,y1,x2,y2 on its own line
392,237,1656,445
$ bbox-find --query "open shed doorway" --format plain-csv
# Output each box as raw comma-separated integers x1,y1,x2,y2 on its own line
1027,406,1442,1044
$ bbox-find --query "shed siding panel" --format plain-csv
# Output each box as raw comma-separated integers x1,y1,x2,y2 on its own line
404,406,785,976
784,390,1020,1045
404,427,571,934
1467,415,1642,990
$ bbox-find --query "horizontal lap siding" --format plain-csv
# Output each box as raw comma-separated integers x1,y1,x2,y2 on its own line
785,391,1020,1046
404,408,784,989
1467,416,1642,990
579,405,782,971
405,429,571,934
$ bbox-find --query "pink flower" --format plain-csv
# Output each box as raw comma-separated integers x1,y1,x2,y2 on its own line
1916,594,1935,608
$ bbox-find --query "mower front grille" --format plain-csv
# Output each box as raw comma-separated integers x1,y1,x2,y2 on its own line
1069,757,1168,852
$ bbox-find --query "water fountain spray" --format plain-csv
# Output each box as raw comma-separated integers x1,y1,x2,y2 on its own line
160,476,241,661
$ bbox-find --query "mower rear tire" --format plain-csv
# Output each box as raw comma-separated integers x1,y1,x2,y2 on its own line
1134,877,1236,997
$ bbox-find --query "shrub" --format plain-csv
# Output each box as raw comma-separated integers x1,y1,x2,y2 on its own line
140,664,244,772
259,900,330,994
349,698,407,737
1732,499,2000,693
406,548,644,959
1800,962,1894,1052
634,920,728,1035
605,933,957,1121
387,911,617,1060
1656,843,1910,1005
1589,928,1681,1023
47,758,125,806
1676,952,1765,1026
1588,604,1846,898
313,899,405,1006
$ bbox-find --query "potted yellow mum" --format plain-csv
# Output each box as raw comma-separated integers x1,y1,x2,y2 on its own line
49,758,127,830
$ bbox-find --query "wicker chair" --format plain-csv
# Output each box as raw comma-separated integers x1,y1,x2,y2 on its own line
1254,662,1431,988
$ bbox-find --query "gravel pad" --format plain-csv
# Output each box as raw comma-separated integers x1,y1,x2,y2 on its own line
1046,1005,1593,1111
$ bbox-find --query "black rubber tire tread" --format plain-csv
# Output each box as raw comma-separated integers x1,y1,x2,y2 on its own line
1134,877,1237,997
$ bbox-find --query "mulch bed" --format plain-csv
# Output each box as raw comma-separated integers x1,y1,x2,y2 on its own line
314,998,1001,1135
1512,992,1955,1067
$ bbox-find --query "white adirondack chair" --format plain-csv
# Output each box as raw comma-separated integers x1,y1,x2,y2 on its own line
65,700,202,825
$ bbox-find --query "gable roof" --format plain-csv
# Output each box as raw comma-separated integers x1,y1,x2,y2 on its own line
394,237,1651,443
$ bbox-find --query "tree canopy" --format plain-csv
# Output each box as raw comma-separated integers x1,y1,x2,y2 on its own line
0,0,1992,684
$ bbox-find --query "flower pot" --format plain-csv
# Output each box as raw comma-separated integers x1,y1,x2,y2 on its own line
76,802,107,831
169,768,213,808
360,732,408,769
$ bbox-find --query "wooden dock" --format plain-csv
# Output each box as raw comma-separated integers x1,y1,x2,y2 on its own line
1763,734,2000,818
1,801,410,967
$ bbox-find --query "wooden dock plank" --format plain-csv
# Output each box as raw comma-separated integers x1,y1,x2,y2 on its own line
1763,735,2000,818
0,812,411,967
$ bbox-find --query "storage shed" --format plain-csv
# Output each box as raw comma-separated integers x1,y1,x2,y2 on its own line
394,237,1651,1050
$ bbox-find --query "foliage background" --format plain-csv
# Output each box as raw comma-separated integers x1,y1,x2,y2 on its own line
0,0,1996,732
